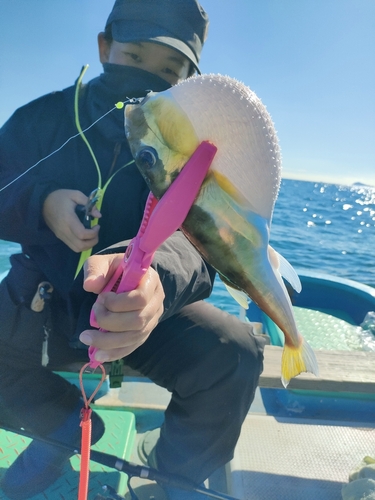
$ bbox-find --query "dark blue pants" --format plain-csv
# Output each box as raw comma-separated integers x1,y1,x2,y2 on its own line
0,279,264,483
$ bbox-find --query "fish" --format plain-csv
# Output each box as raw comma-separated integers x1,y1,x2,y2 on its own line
124,73,319,387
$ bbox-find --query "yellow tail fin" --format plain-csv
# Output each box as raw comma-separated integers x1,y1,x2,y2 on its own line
281,340,319,388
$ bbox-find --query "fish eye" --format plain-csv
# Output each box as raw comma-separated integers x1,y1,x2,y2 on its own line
136,147,159,169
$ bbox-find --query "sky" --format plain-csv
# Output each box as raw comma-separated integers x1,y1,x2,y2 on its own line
0,0,374,186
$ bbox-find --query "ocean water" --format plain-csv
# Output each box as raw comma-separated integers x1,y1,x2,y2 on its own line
206,179,375,316
270,180,375,288
1,179,375,342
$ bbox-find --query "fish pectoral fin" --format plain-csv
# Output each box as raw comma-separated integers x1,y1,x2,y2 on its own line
268,246,302,293
281,339,319,388
222,282,249,310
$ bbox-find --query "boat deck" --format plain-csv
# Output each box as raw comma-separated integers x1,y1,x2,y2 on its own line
0,346,374,499
229,413,375,500
259,345,375,393
104,346,375,499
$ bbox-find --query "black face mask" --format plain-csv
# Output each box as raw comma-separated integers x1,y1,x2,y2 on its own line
82,64,172,142
100,63,172,98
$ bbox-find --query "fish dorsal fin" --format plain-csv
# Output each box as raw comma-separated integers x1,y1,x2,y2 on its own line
268,246,302,293
223,282,249,309
168,74,281,220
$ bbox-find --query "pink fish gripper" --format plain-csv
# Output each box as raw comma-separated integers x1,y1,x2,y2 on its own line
88,141,217,369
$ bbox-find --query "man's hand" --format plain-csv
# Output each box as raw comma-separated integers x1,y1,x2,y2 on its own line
43,189,101,252
80,253,165,362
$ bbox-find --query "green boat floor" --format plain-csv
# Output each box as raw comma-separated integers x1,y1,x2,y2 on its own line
265,305,375,351
0,408,136,500
293,306,374,351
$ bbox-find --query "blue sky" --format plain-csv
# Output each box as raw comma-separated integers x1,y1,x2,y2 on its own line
1,0,374,186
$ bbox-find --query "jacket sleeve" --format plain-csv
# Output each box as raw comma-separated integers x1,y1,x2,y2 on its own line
0,97,64,245
152,232,216,320
99,231,216,321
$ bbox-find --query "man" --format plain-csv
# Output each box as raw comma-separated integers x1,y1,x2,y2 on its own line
0,1,265,498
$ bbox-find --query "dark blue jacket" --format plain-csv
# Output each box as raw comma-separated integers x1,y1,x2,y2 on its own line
0,69,215,345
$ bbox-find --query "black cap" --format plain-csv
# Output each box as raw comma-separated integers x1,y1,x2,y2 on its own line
105,0,209,73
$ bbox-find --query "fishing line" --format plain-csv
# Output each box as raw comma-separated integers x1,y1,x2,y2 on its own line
0,107,119,194
0,97,141,195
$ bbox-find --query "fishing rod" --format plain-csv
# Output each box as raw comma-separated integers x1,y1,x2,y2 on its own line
0,422,239,500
